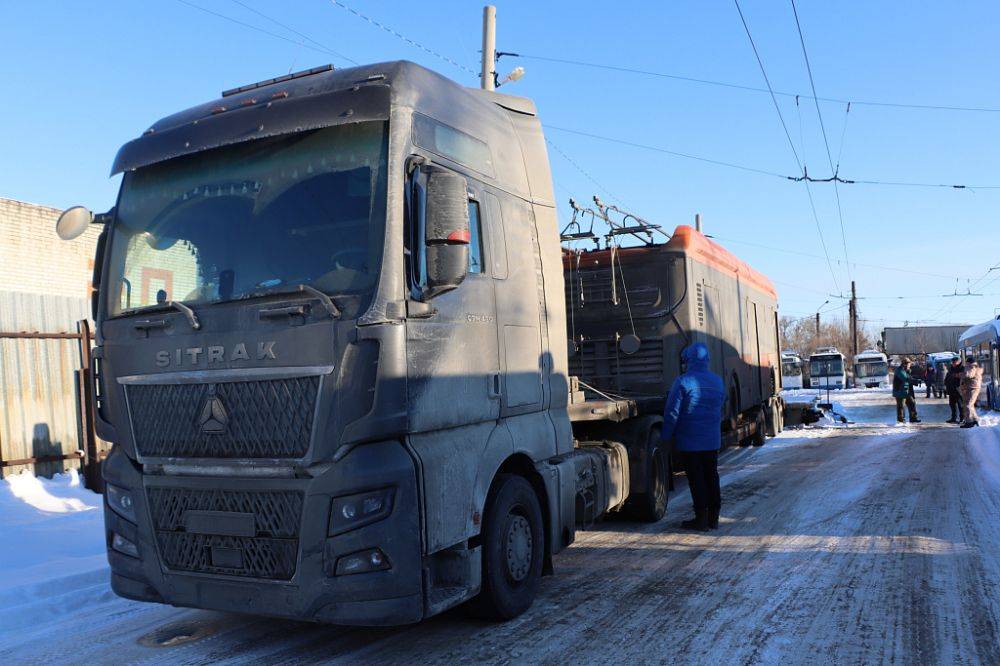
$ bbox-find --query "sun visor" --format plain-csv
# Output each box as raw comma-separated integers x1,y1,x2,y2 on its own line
111,84,390,175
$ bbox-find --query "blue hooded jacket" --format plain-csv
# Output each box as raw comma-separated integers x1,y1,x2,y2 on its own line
660,342,726,452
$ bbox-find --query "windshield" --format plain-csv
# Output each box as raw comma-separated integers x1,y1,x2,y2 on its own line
781,362,801,376
810,356,844,377
107,122,388,316
855,360,888,378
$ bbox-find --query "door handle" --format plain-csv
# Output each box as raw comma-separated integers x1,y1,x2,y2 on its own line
488,372,501,398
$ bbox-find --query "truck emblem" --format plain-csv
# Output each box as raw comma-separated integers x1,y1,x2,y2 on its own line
155,341,277,367
198,394,229,435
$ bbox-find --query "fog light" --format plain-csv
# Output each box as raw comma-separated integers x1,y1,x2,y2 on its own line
335,548,390,576
111,532,139,558
106,484,136,523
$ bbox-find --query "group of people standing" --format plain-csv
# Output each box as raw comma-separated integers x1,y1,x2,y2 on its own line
945,356,983,428
893,356,982,428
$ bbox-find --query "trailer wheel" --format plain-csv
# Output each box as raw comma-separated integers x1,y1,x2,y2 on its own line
468,474,544,620
751,408,766,446
626,427,669,522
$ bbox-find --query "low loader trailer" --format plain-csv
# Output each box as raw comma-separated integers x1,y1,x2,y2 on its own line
57,61,782,626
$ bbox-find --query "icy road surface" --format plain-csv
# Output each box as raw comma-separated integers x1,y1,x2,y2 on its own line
3,390,1000,664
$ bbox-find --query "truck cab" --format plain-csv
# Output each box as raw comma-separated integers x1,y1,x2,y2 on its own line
57,61,622,625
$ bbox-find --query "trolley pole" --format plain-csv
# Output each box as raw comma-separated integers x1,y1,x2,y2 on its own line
481,5,496,90
850,281,858,359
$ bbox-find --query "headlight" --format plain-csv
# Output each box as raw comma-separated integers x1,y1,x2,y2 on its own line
106,484,136,523
328,488,394,536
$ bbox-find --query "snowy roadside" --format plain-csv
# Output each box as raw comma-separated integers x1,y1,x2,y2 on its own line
0,471,113,636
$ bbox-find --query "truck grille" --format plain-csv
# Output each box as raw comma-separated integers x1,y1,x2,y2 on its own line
147,487,304,580
126,376,320,459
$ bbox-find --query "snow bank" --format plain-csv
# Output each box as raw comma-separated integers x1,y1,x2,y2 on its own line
0,471,110,636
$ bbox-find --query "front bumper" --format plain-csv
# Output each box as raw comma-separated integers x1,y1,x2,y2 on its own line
102,440,424,626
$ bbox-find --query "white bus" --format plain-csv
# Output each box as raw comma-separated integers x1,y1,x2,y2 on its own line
853,349,889,388
809,347,847,390
781,351,804,390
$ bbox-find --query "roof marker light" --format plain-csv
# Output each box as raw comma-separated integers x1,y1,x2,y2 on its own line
221,64,334,97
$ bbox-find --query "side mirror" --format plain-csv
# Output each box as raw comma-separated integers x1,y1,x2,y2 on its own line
423,169,470,299
56,206,94,240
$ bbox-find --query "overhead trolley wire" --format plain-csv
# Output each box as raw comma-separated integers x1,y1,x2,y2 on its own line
227,0,358,64
173,0,356,64
328,0,478,76
512,54,1000,114
733,0,840,295
789,0,852,281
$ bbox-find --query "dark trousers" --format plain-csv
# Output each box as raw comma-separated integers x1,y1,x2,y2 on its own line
678,450,721,516
896,396,918,422
948,389,962,420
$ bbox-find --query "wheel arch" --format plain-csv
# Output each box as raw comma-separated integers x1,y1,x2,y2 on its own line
479,453,554,573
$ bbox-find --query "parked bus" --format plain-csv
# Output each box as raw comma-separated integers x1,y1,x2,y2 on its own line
853,349,889,388
781,352,804,390
958,318,1000,412
809,347,846,390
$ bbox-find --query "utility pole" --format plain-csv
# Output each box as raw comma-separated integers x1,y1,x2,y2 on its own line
850,280,858,358
480,5,496,91
815,312,820,337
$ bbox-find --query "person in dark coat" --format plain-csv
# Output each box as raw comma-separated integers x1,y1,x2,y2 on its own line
892,358,921,424
661,342,726,531
924,363,937,399
945,357,964,423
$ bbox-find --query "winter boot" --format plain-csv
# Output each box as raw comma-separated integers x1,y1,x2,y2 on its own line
680,513,710,532
910,417,921,423
707,508,720,530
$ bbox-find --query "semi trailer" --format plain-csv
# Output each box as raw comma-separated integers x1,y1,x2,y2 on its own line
56,61,782,627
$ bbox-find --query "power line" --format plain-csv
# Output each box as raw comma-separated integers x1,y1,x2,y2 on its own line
172,0,355,64
544,124,788,178
733,0,840,295
328,0,478,77
708,233,977,281
512,54,1000,114
545,138,625,206
790,0,851,281
227,0,357,64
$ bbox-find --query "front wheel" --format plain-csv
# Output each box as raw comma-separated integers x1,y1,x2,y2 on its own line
467,474,544,620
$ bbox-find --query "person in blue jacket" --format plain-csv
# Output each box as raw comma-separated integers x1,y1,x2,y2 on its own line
661,341,726,531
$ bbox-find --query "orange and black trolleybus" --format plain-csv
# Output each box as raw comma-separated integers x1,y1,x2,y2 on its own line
565,224,785,450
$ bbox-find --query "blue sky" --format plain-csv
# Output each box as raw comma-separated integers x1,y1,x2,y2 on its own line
3,1,999,330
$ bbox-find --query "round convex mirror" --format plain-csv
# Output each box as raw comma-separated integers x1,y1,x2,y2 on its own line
55,206,93,240
620,333,641,355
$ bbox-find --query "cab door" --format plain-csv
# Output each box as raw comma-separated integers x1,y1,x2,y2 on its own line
405,170,501,432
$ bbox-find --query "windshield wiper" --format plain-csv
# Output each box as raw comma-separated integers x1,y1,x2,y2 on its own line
122,300,201,330
237,283,342,318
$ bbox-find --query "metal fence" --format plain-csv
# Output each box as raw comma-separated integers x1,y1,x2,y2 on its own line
0,291,107,487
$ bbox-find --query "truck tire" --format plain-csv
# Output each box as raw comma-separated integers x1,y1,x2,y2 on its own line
468,474,544,620
626,426,669,522
751,408,766,446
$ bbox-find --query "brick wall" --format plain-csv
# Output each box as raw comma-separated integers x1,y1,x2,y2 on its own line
0,197,101,477
0,196,102,304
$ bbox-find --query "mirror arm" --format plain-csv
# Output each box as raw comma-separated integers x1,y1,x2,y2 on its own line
93,207,115,225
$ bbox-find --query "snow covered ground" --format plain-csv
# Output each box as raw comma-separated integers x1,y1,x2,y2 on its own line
3,392,1000,664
